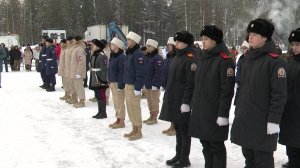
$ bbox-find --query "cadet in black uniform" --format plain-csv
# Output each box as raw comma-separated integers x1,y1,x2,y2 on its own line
189,25,235,168
231,18,287,168
159,31,197,168
279,28,300,168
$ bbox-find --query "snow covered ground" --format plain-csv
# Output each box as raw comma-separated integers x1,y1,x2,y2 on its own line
0,71,288,168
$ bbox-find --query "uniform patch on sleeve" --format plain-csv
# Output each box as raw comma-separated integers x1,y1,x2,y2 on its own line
157,60,162,66
138,57,144,64
227,68,235,77
191,63,197,71
278,67,286,78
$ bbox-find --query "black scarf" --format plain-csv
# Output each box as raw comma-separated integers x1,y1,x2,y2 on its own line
146,49,158,57
126,44,140,55
111,49,124,58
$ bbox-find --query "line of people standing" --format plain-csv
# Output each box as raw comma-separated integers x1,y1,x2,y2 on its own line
37,18,299,168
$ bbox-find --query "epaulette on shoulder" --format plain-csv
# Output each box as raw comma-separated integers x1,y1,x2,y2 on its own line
268,52,279,58
220,52,229,59
186,52,194,58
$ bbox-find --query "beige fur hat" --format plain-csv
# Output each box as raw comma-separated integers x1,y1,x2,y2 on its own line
146,39,159,49
126,31,141,44
111,37,125,49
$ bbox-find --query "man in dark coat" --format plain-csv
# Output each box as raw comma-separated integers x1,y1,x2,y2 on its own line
189,25,235,168
45,38,58,92
230,18,287,168
39,35,50,89
0,43,9,72
159,31,197,168
279,28,300,168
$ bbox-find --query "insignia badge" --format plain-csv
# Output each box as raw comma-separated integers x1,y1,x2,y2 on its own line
278,67,286,78
138,57,144,64
292,33,295,37
251,24,254,28
191,63,197,72
227,68,234,77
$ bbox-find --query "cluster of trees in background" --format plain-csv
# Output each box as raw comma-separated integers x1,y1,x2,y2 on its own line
0,0,299,48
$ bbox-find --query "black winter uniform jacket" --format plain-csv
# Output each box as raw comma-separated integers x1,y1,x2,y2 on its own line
279,55,300,148
231,41,287,152
189,42,235,141
159,46,197,125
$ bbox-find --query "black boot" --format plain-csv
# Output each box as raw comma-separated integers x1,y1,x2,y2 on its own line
92,112,101,118
46,84,55,92
282,162,289,168
166,156,180,166
41,83,50,89
39,83,46,88
172,158,191,168
95,100,107,119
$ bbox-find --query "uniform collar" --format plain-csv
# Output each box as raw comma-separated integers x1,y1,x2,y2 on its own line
126,44,140,55
146,49,158,57
202,42,229,59
176,45,195,57
248,40,278,59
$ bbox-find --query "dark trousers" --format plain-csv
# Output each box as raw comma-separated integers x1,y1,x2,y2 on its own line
200,140,226,168
174,123,191,161
287,146,300,168
95,88,107,112
83,71,88,87
94,88,107,101
4,60,8,72
48,74,56,85
242,147,274,168
40,69,49,84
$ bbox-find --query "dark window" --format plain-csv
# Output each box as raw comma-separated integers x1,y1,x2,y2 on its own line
60,33,65,40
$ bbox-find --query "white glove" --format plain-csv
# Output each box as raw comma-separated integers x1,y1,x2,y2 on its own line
160,87,165,92
180,104,190,113
134,90,141,96
216,117,229,126
152,86,158,90
267,122,280,135
76,74,81,79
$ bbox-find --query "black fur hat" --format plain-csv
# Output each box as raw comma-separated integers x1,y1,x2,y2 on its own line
42,35,49,40
74,36,82,41
61,39,67,44
200,25,223,44
91,39,105,49
66,36,74,41
288,28,300,43
247,18,274,41
100,39,108,46
45,38,53,44
174,31,194,45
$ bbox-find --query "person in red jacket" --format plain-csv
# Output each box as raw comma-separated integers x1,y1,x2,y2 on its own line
55,43,61,64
